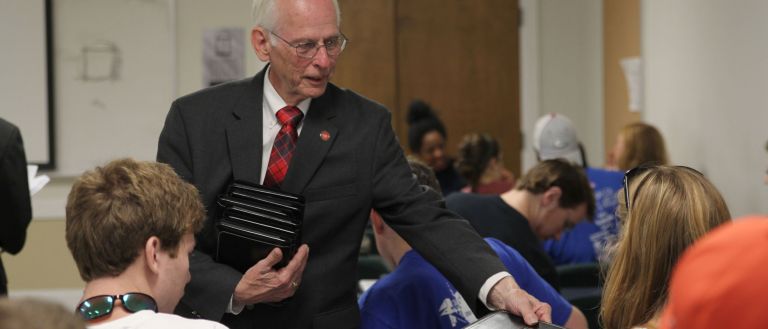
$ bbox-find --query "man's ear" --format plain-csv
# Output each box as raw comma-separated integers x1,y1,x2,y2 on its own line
541,186,563,209
144,236,162,274
251,27,271,62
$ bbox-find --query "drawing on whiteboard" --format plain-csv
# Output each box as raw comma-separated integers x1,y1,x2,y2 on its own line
55,0,174,175
80,41,121,82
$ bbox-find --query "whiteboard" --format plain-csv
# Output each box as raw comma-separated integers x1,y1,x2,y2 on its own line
54,0,174,175
0,0,52,166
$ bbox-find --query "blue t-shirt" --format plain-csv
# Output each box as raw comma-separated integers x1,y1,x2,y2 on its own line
358,238,573,329
542,167,624,264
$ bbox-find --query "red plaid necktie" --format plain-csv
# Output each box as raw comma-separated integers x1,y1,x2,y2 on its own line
263,106,304,188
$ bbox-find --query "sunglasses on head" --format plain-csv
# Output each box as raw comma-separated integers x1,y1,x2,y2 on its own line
76,292,158,321
623,163,703,211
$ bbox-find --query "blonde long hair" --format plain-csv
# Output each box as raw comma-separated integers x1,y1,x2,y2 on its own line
617,123,669,170
600,166,731,329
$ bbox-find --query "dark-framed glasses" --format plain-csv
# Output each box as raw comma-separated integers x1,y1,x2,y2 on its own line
76,292,158,321
623,163,703,211
269,31,348,59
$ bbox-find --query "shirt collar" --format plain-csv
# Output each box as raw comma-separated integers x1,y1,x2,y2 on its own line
263,65,311,120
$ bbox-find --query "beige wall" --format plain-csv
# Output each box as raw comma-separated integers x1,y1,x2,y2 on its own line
520,0,604,172
2,220,82,291
5,177,81,293
175,0,265,97
540,0,604,167
642,0,768,216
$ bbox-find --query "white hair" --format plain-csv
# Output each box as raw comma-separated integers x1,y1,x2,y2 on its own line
251,0,341,32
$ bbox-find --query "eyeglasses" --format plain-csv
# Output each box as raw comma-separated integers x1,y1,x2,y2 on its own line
269,31,348,59
623,164,651,212
76,292,158,321
623,163,703,211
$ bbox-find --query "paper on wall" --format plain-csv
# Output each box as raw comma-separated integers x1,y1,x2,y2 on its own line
621,56,643,112
203,28,246,87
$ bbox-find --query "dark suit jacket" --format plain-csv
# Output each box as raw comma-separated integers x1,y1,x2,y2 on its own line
0,118,32,295
157,68,505,328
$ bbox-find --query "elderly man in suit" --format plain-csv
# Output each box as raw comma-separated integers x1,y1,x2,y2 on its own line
0,118,32,296
157,0,550,328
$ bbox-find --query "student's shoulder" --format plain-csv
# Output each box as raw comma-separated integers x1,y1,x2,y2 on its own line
88,311,229,329
151,313,229,328
445,192,500,210
586,166,624,182
485,238,513,254
446,191,480,202
484,238,527,264
368,253,445,296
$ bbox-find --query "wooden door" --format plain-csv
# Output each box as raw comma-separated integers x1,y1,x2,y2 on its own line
604,0,641,161
335,0,521,176
396,0,520,175
334,0,397,113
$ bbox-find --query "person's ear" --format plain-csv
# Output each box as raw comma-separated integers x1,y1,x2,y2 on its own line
487,157,499,170
541,186,563,209
144,236,162,274
251,27,271,62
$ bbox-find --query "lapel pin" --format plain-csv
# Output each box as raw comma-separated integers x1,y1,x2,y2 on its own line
319,130,331,141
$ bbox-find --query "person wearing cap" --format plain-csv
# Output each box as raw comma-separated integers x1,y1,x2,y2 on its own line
532,113,625,265
659,216,768,329
600,165,730,329
446,159,595,290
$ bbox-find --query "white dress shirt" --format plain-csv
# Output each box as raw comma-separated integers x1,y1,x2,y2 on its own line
259,66,311,184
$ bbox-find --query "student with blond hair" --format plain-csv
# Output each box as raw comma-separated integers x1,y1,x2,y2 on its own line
606,122,669,171
600,165,731,329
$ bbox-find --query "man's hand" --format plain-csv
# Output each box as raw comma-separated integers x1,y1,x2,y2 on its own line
233,244,309,305
488,276,552,325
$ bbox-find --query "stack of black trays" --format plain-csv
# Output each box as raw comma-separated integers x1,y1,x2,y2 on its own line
215,180,304,272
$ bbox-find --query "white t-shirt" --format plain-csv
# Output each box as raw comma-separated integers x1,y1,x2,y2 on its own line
87,311,229,329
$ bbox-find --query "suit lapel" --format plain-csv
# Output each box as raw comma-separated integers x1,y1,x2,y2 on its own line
281,90,338,194
226,69,267,185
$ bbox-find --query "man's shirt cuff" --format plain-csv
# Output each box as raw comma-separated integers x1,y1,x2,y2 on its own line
227,295,245,315
479,271,512,309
